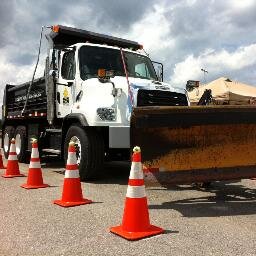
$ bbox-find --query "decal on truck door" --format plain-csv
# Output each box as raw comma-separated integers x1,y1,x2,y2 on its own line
63,87,69,105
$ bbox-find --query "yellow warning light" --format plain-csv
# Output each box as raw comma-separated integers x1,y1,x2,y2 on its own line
98,68,106,78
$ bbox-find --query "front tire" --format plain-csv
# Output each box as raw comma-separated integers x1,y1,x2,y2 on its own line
3,126,15,159
64,126,104,181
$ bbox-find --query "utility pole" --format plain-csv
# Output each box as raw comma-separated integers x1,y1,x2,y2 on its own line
201,68,208,84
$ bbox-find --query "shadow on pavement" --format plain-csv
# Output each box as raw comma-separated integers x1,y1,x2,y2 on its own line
163,229,179,234
41,155,65,169
42,156,130,185
149,181,256,217
92,161,130,185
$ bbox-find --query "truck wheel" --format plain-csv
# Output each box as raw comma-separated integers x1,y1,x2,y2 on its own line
14,126,28,163
64,126,104,181
3,126,15,159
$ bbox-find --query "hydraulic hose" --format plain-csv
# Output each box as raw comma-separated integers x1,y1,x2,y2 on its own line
120,48,134,106
21,26,51,115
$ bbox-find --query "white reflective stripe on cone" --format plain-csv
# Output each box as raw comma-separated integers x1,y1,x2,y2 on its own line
29,161,41,169
129,162,143,179
65,170,80,178
67,152,77,165
126,185,146,198
9,144,16,153
31,148,39,158
8,155,18,160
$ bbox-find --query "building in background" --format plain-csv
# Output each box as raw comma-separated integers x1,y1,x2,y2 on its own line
188,77,256,105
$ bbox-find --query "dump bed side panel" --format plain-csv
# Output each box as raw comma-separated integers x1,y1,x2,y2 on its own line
5,77,47,118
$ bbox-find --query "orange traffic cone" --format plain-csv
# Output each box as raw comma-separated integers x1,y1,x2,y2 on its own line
21,139,49,189
110,146,163,240
53,141,92,207
2,138,25,178
0,148,5,169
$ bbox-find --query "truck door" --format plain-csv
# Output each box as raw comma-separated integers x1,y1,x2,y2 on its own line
56,50,76,118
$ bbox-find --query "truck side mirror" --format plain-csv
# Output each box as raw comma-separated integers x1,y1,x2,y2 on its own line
152,61,163,82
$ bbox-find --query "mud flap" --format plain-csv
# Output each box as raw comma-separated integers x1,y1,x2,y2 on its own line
131,106,256,185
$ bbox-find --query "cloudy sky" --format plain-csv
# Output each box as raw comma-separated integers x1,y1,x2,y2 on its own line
0,0,256,104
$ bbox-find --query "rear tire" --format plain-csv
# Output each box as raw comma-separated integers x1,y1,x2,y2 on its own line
14,126,28,163
3,126,15,159
64,126,104,181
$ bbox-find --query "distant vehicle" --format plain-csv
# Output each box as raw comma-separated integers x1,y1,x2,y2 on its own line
2,25,256,184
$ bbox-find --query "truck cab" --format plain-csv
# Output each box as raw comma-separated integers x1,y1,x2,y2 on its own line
55,42,187,126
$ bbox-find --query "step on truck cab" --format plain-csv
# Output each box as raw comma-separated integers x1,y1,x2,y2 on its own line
2,25,189,180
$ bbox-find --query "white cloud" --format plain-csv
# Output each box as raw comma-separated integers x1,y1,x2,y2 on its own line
230,0,254,9
171,44,256,86
0,47,45,105
0,49,32,81
128,4,175,57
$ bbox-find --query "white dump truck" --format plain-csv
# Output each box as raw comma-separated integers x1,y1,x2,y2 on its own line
2,25,189,180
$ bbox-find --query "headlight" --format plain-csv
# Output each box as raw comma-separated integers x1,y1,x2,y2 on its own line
97,107,116,121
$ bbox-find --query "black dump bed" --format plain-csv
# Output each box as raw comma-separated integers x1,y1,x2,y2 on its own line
48,25,141,50
4,77,47,118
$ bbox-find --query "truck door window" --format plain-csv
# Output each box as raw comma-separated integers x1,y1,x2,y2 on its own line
61,51,76,80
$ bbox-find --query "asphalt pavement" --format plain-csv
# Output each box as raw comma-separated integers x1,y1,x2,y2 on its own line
0,156,255,256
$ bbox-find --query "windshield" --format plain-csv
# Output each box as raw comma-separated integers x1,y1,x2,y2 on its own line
79,46,157,81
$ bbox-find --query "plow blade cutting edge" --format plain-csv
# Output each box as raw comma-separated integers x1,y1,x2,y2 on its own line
131,106,256,186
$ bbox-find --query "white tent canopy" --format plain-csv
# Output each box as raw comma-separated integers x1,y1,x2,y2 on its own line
188,77,256,105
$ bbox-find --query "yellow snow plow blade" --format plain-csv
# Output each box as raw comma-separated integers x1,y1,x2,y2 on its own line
131,105,256,185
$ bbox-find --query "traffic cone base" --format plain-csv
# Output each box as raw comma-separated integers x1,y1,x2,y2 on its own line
21,183,49,189
3,139,24,178
121,197,151,231
110,197,163,240
2,173,25,178
53,142,92,207
2,161,25,178
21,140,49,189
53,178,92,207
53,198,92,208
21,168,49,189
110,224,163,241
